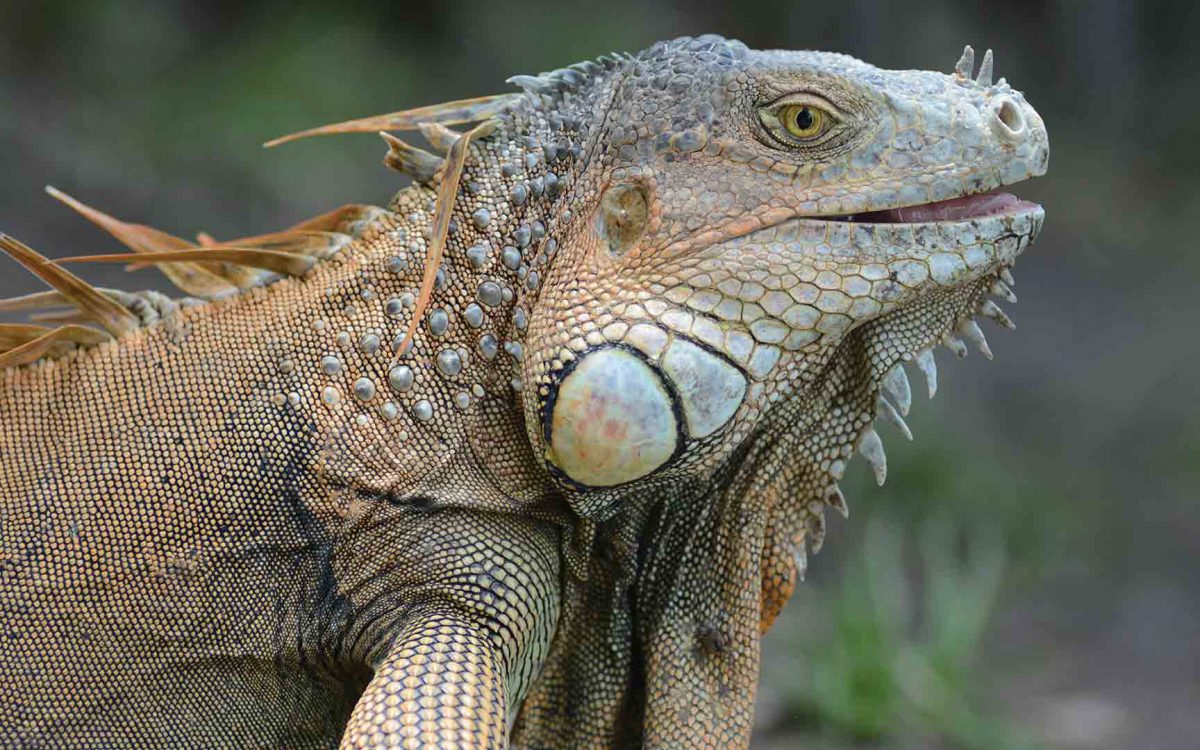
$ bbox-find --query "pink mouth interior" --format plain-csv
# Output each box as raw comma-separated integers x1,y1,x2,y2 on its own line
838,191,1040,223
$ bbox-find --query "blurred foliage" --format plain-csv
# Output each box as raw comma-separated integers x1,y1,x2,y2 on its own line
766,514,1036,748
1,0,1197,747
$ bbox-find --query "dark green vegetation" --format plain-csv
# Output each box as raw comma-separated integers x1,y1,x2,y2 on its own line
2,1,1195,747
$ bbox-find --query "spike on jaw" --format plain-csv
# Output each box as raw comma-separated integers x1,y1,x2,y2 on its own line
806,507,827,555
792,541,807,583
979,300,1016,330
958,318,993,359
882,364,912,416
857,426,888,486
991,279,1017,303
263,94,518,148
824,485,849,519
942,334,969,359
915,349,939,399
877,397,913,441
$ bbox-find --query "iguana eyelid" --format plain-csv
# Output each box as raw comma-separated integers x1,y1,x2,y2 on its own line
764,91,847,120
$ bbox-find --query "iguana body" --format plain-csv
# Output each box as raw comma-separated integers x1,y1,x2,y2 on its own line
0,36,1048,748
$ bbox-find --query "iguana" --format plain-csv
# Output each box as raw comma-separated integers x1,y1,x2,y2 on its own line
0,35,1048,749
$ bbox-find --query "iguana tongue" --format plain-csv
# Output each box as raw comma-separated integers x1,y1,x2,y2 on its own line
853,191,1036,223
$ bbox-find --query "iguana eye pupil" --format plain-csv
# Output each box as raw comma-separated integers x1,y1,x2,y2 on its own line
793,107,814,130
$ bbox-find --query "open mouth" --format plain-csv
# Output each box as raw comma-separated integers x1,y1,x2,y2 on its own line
830,190,1042,224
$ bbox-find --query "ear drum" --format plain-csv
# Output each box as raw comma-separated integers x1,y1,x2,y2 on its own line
597,183,649,257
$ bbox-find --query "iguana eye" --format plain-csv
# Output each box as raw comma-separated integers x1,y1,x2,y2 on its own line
760,97,840,146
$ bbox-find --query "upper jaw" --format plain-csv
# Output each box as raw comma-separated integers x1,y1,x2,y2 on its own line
726,193,1044,283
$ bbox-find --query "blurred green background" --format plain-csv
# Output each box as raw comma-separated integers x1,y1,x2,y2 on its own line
1,1,1196,747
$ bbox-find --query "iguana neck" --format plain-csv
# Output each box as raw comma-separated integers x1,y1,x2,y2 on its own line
296,72,621,511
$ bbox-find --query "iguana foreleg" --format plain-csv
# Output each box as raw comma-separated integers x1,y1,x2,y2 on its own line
332,507,563,749
342,610,507,749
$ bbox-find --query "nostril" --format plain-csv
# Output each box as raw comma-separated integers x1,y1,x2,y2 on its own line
993,97,1025,139
997,100,1021,130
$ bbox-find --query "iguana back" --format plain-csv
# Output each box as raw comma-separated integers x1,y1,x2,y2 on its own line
3,259,364,739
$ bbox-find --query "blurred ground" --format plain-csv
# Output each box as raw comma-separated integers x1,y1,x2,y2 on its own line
2,1,1197,747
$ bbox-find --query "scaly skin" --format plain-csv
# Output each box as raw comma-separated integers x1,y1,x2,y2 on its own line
0,35,1047,748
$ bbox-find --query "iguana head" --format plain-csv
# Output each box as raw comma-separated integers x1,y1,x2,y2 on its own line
520,36,1047,527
